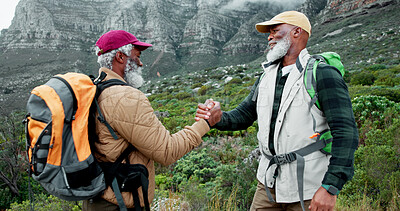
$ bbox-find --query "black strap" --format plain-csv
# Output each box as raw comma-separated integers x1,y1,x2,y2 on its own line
140,173,150,210
97,79,128,93
23,114,31,150
91,72,107,85
94,97,119,140
132,190,141,211
106,145,136,211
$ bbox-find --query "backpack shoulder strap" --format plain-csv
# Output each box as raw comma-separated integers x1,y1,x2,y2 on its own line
304,55,325,110
97,79,128,96
91,73,128,140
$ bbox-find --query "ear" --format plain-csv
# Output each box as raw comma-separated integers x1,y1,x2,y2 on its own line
292,27,302,38
115,51,125,64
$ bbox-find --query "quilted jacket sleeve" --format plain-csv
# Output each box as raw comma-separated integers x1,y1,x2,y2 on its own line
101,86,209,166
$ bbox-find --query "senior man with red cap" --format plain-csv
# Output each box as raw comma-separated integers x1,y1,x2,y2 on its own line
195,11,358,211
82,30,210,210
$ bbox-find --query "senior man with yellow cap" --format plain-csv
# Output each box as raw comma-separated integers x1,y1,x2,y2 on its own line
195,11,358,211
82,30,210,210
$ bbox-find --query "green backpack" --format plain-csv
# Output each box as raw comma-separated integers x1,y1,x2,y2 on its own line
304,52,345,109
304,52,345,154
254,52,344,154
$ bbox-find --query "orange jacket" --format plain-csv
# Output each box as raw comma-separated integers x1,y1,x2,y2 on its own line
93,68,209,208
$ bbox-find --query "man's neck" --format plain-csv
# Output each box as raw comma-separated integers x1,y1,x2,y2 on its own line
282,47,305,67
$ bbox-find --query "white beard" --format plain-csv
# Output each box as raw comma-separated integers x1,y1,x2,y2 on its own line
266,33,292,63
124,58,144,88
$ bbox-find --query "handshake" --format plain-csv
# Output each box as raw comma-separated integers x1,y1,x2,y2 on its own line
194,99,222,127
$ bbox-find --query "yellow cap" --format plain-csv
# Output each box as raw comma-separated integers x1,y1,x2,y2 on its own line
255,11,311,36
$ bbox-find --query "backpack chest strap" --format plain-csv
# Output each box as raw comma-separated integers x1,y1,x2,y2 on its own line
262,136,332,211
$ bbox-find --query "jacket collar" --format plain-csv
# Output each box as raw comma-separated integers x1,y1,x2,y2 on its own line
98,67,128,83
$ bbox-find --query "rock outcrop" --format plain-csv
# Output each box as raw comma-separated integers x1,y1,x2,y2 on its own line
300,0,399,24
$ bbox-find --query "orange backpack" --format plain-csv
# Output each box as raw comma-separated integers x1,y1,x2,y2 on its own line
24,72,126,200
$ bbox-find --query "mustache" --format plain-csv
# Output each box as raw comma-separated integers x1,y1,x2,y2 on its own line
264,41,277,53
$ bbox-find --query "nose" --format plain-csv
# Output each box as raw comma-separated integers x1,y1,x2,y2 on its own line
137,59,143,67
268,33,273,42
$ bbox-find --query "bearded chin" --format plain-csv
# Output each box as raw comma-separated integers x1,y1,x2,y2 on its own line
124,60,144,88
266,34,292,63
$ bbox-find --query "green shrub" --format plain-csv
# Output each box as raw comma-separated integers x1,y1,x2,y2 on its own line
352,95,399,129
211,74,225,80
172,148,219,185
352,95,400,143
349,86,400,102
9,194,81,211
155,174,173,191
350,71,376,85
215,159,258,210
198,85,208,96
340,119,400,209
227,78,242,85
369,87,400,102
191,82,203,89
175,92,191,100
180,177,215,211
366,64,387,71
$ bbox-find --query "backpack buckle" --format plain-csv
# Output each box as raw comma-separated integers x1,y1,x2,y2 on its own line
273,153,296,165
274,155,287,165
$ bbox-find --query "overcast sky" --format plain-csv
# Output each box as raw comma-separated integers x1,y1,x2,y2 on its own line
0,0,20,31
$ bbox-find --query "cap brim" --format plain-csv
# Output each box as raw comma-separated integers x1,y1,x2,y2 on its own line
132,41,152,51
255,20,284,33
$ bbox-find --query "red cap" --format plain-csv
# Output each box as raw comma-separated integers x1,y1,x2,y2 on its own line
96,30,152,56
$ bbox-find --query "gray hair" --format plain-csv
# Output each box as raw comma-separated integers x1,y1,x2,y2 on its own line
95,44,133,69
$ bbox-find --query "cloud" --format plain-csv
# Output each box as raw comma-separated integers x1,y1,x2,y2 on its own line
221,0,306,12
0,0,20,31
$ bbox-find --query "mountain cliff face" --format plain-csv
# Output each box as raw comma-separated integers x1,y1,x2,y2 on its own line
0,0,285,114
0,0,280,76
300,0,399,23
0,0,399,114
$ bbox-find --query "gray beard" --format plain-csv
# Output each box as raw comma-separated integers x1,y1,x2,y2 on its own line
124,58,144,88
266,33,292,63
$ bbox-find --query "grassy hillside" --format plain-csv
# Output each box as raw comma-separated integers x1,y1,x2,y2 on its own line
307,3,400,71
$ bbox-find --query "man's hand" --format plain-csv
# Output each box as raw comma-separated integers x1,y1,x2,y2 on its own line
195,99,222,126
309,186,337,211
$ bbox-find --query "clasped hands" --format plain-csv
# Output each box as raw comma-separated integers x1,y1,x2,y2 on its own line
195,99,222,127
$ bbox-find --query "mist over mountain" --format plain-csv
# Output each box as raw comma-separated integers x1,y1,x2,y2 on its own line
0,0,398,114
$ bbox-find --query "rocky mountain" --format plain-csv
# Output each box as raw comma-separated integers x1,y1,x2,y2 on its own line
0,0,283,76
0,0,399,114
300,0,399,22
